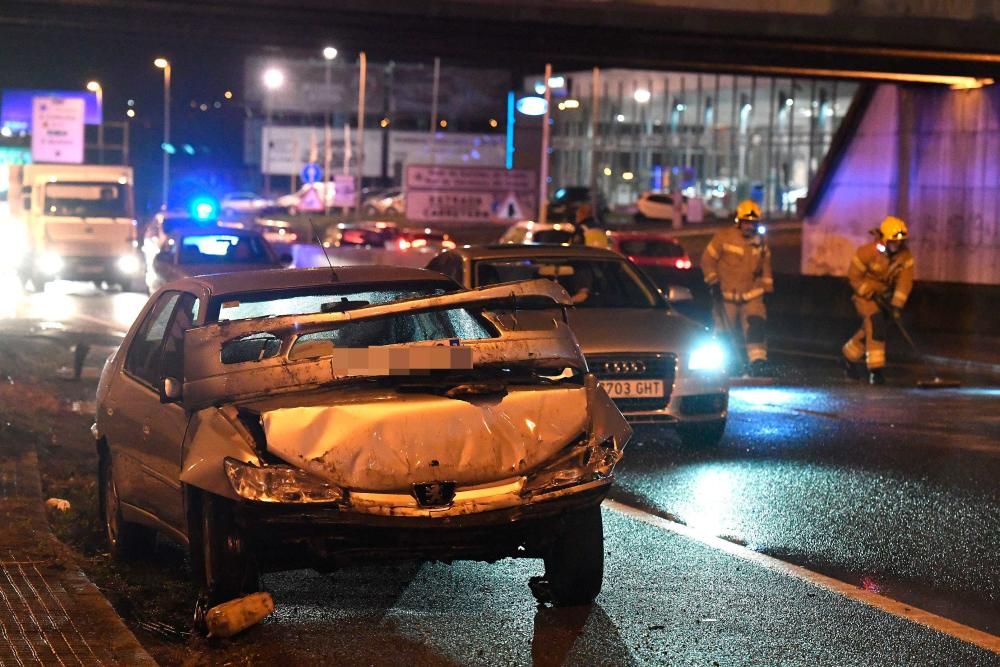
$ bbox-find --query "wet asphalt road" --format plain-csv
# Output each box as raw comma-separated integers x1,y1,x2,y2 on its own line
2,276,999,665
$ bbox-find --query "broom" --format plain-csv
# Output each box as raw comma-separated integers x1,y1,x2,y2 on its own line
879,300,962,389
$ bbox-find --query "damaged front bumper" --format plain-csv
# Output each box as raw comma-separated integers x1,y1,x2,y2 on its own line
234,477,612,569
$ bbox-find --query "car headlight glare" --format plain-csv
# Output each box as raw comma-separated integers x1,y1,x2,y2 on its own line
224,457,343,504
37,252,64,275
689,341,726,371
117,254,141,275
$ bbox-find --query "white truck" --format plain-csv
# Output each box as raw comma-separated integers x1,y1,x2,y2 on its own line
7,163,143,291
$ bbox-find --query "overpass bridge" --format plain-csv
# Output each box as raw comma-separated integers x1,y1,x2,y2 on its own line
4,0,1000,81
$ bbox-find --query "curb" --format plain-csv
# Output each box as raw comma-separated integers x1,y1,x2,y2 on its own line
0,447,158,666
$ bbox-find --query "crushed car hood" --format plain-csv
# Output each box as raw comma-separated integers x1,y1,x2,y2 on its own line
567,308,704,356
257,385,590,491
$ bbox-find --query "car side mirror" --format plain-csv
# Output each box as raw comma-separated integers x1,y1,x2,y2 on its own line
279,253,293,266
160,377,182,403
666,285,694,303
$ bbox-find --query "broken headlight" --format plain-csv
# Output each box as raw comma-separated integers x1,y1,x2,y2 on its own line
523,433,621,494
224,457,343,504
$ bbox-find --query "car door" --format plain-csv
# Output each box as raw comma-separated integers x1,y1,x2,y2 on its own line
142,292,199,532
110,292,180,509
117,291,193,530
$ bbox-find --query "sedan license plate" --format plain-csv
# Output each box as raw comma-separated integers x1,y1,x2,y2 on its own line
599,379,664,398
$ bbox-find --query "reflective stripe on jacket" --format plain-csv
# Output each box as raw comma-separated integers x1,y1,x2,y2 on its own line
847,241,915,308
701,226,773,301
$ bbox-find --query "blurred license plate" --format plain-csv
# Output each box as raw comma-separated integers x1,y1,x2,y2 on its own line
599,379,664,398
77,264,103,274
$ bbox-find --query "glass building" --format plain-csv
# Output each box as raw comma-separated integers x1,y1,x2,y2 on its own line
535,70,859,218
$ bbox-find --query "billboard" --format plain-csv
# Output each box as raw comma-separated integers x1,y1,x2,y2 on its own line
259,126,505,177
31,96,85,164
405,165,536,223
2,89,102,131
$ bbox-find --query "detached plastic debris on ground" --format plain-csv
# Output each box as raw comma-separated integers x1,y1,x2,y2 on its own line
205,592,275,638
45,497,71,512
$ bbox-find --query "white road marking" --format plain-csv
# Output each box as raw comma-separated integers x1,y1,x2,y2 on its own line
605,499,1000,655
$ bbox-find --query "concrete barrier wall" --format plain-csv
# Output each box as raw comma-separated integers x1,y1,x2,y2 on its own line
803,84,1000,285
770,273,1000,337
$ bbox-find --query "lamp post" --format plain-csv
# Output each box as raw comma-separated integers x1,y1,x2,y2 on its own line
153,58,171,211
262,67,285,198
86,81,103,163
322,46,337,214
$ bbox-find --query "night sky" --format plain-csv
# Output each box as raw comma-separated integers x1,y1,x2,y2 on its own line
0,26,252,213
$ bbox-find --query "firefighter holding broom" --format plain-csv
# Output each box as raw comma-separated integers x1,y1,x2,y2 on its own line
702,200,774,377
841,216,915,385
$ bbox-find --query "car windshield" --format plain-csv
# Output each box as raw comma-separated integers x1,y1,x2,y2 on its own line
208,282,454,323
178,234,271,265
530,229,574,244
552,187,589,203
473,257,660,308
44,182,130,217
617,239,685,257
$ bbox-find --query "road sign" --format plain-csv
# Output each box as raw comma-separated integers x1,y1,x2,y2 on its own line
298,185,324,212
300,162,323,184
31,96,85,164
405,165,536,223
333,174,357,207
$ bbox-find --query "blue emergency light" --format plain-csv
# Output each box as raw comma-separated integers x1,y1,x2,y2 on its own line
189,196,219,223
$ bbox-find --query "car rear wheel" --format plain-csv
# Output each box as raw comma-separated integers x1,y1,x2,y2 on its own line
541,505,604,606
99,452,155,561
677,418,727,447
385,207,399,217
190,491,259,605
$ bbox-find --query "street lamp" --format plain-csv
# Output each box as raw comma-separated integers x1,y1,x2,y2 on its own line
154,58,171,211
86,81,104,163
262,67,285,197
322,47,338,214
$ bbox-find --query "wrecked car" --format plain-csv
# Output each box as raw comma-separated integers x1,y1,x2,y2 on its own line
94,267,631,607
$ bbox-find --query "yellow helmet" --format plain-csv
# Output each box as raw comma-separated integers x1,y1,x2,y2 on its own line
735,199,762,223
879,215,908,242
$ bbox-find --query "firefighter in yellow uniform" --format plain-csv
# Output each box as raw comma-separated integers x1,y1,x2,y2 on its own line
701,200,774,377
842,216,915,385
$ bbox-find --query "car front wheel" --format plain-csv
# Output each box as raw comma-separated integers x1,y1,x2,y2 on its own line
99,452,155,561
677,418,727,447
190,491,259,605
540,505,604,606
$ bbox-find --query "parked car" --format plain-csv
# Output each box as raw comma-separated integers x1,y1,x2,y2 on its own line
635,191,687,223
362,188,405,218
277,183,335,215
499,220,610,248
547,186,608,223
327,222,455,253
94,267,631,608
220,192,277,218
499,220,575,245
427,244,729,445
606,230,711,327
145,227,290,293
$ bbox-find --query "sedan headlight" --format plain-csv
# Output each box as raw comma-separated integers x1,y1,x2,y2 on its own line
688,341,726,371
116,254,141,275
37,252,64,275
224,457,343,503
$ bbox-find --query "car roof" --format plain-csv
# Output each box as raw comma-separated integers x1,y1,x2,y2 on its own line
173,226,262,239
168,266,458,299
445,243,624,261
608,230,682,242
